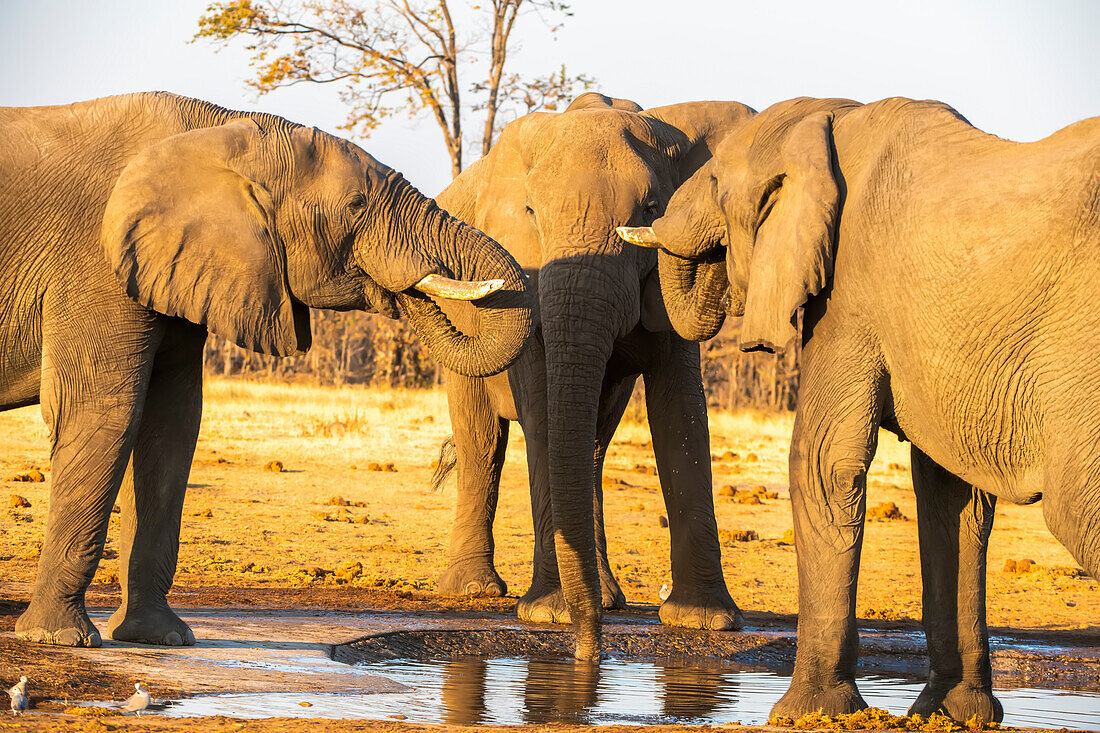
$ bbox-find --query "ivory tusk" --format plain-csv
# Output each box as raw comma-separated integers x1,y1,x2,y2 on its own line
414,274,505,300
615,226,662,248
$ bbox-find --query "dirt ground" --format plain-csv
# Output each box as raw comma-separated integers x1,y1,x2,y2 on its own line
1,377,1097,730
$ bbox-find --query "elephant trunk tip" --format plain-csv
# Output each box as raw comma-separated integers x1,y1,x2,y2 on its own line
616,226,662,248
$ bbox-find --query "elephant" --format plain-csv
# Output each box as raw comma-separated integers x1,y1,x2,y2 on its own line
618,96,1100,722
430,92,757,658
0,91,533,648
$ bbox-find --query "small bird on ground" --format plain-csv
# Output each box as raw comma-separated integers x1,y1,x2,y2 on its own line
659,583,672,601
8,676,28,715
118,682,151,715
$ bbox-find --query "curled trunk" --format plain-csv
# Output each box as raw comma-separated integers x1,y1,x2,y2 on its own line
657,249,732,342
385,184,535,378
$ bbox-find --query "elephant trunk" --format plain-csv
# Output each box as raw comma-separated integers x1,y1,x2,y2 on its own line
539,259,629,660
380,183,534,378
657,249,731,342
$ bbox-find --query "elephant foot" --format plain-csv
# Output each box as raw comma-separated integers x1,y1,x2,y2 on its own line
107,601,195,646
518,574,623,624
518,583,572,624
437,558,507,598
908,681,1003,724
15,598,102,647
658,583,744,630
770,678,867,721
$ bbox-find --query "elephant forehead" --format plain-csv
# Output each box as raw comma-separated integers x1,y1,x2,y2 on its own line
527,167,651,228
535,112,667,166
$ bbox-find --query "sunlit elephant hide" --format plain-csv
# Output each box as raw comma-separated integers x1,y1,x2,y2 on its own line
0,92,533,648
621,96,1100,723
430,92,757,658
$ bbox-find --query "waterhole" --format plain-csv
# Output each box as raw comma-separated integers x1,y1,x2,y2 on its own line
151,657,1099,728
152,624,1098,728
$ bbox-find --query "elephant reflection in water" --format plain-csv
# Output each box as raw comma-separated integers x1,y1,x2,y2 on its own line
438,655,738,723
658,662,734,719
438,656,600,725
522,659,600,724
440,657,490,725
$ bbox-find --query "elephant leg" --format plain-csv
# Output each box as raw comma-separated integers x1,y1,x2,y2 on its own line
518,368,632,621
106,325,204,646
515,339,571,623
907,447,1001,723
1040,469,1100,582
591,374,636,610
438,371,509,598
16,311,159,647
645,335,742,631
770,346,884,719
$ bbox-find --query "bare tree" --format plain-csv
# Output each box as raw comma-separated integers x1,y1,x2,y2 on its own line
196,0,594,177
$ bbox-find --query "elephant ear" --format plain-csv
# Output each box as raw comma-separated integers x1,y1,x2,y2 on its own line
741,112,839,353
102,119,310,357
565,92,643,113
642,101,757,182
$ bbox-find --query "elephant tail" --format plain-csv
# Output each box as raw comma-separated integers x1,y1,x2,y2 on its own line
431,435,457,492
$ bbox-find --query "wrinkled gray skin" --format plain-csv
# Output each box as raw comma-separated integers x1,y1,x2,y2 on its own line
0,92,533,648
624,97,1100,722
433,92,756,658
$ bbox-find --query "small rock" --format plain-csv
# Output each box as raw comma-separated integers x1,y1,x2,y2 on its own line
887,462,906,471
264,460,284,473
337,561,364,579
1016,558,1037,574
781,528,795,544
298,701,313,707
111,504,121,513
193,507,214,518
388,714,407,720
862,606,903,621
9,469,45,483
9,495,30,508
303,566,330,578
717,485,735,497
867,501,906,520
659,583,672,601
1003,559,1018,573
719,528,759,544
658,515,669,528
735,493,762,505
744,452,759,463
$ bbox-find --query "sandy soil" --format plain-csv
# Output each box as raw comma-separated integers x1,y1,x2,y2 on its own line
2,378,1095,629
0,378,1096,730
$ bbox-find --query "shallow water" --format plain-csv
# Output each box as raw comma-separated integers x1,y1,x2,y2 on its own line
151,656,1099,728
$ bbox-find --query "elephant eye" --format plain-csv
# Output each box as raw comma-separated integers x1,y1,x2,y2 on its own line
347,193,367,212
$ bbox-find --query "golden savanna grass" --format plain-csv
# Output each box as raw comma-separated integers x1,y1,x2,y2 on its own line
1,377,1096,631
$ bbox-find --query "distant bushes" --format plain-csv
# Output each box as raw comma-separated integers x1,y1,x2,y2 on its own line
203,309,800,411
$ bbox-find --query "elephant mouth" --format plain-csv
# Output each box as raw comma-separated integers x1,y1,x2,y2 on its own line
362,277,402,319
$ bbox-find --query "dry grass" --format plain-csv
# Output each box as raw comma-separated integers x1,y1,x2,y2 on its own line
0,377,1095,632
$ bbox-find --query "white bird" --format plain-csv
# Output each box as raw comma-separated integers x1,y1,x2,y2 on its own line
118,682,151,715
8,676,28,715
659,583,672,601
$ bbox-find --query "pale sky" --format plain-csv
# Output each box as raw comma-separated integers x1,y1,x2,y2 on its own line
2,0,1097,195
